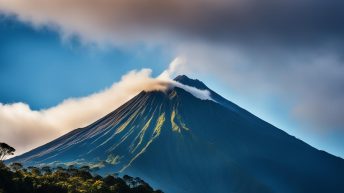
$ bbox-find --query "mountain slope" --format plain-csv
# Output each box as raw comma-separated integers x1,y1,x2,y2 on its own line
9,75,344,193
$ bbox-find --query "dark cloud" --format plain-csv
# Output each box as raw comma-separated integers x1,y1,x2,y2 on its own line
1,0,343,44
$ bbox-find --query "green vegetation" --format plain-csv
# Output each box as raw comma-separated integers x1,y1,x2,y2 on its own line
0,143,15,162
0,142,162,193
0,162,163,193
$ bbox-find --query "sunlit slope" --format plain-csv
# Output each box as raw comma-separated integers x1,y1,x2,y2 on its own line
9,76,344,193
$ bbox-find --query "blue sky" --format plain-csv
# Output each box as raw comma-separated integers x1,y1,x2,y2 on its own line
0,0,343,159
0,17,171,110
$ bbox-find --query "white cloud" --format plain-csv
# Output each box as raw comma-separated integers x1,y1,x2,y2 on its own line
158,57,186,80
158,57,213,101
0,69,168,156
170,81,213,101
0,60,213,157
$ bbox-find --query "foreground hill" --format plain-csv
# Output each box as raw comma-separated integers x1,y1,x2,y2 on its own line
9,75,344,193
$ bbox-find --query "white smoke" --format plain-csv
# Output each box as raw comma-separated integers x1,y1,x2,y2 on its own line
0,59,213,156
0,69,166,156
158,57,213,101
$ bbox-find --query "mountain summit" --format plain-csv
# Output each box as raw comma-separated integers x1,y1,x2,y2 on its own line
174,75,208,90
9,75,344,193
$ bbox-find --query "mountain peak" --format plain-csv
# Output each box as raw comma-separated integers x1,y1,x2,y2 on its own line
8,74,344,193
173,75,190,81
174,75,208,90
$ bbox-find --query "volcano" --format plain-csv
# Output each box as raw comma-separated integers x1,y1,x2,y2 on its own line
9,75,344,193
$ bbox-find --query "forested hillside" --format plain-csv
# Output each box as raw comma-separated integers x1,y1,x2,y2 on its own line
0,162,163,193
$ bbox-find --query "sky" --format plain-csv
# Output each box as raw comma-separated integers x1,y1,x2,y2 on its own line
0,0,343,158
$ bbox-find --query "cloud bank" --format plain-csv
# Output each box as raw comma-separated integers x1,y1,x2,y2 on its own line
0,62,213,156
0,69,166,155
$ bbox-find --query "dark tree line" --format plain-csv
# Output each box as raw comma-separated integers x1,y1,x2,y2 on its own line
0,143,163,193
0,162,163,193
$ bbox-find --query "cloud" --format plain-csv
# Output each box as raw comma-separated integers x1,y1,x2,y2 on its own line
158,57,186,80
0,0,343,45
172,81,213,101
158,57,213,101
175,42,344,131
0,61,213,156
1,0,344,154
0,69,167,156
